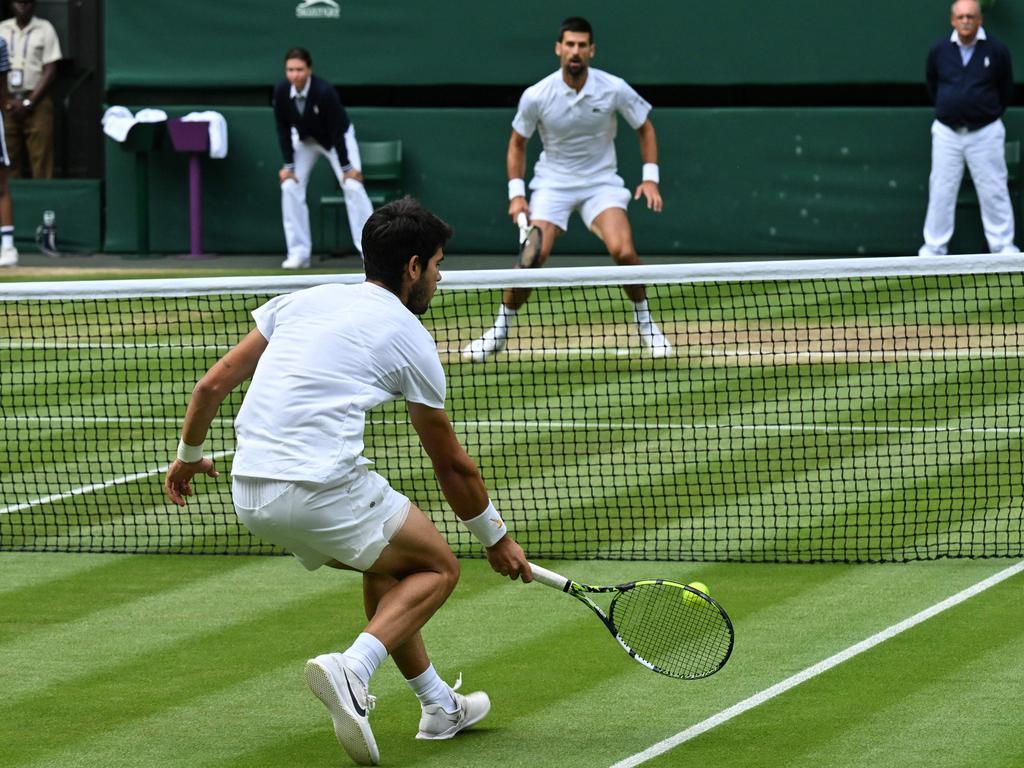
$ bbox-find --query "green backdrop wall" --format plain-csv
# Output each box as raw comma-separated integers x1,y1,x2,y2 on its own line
103,106,1019,256
104,0,1024,87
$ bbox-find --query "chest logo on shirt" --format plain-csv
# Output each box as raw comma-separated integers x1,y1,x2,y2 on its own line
984,56,990,68
313,105,320,115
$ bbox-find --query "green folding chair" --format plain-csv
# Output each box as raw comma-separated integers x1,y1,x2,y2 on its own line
320,139,403,252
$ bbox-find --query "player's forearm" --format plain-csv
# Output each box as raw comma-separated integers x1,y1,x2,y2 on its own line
432,454,491,521
637,120,659,165
179,380,226,447
507,134,527,181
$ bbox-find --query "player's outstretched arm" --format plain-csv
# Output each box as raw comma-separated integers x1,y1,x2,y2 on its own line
164,328,269,506
408,401,532,581
506,130,530,221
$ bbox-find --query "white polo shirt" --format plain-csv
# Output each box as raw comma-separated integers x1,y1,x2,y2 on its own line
512,67,651,190
232,281,446,483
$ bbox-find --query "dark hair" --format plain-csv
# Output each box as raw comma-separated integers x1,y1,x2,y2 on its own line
283,47,312,66
362,197,453,292
558,16,593,42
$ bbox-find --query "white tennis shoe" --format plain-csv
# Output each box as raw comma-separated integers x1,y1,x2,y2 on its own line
462,328,507,362
305,653,379,766
281,255,311,269
416,675,491,740
638,322,673,359
0,245,18,267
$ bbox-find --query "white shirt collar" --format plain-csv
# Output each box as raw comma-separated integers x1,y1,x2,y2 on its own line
950,26,987,47
289,78,312,100
561,69,595,103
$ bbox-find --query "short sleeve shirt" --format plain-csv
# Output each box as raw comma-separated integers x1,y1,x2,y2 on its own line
232,281,446,483
0,16,62,92
511,67,651,190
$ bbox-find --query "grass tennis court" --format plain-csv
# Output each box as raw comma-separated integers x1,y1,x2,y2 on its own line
2,261,1023,766
2,554,1023,768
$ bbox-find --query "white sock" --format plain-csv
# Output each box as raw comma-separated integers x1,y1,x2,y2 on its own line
342,632,388,687
494,304,517,334
1,226,13,249
407,664,458,714
633,299,652,328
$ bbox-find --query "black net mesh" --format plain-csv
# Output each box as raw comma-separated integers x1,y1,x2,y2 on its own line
2,264,1023,562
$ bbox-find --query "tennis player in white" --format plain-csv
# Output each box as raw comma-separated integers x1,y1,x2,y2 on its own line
464,16,671,361
164,197,532,766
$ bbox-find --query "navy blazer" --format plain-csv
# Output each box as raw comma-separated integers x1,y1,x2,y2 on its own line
273,73,353,168
926,33,1013,130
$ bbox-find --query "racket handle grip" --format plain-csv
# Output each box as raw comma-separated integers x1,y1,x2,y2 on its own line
516,212,529,230
528,562,570,591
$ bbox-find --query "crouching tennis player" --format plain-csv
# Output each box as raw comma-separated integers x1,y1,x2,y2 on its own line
164,197,532,766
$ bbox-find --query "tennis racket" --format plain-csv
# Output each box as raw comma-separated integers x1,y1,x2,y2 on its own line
529,562,734,679
516,212,543,268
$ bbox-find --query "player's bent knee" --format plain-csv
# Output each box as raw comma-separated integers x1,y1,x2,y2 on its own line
610,249,640,265
437,551,460,594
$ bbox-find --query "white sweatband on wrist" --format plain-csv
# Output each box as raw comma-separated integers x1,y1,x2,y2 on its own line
177,438,205,463
508,178,526,200
461,502,508,547
642,163,660,184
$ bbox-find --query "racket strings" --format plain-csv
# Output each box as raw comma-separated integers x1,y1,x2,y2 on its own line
611,583,733,679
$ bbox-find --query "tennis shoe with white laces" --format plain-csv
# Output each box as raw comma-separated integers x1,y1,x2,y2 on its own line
416,675,491,740
0,245,18,267
638,321,673,359
462,327,507,362
305,653,379,766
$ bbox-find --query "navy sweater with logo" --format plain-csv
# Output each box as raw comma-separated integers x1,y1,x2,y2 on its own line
926,34,1013,129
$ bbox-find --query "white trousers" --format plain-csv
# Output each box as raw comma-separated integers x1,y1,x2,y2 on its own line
281,124,375,260
921,119,1018,255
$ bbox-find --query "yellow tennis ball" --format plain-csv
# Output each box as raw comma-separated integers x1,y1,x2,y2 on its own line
685,581,709,602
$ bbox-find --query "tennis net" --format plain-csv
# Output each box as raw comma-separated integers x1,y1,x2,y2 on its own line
2,255,1023,562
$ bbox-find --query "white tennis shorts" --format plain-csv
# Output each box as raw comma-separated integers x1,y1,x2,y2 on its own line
529,183,632,231
232,469,411,571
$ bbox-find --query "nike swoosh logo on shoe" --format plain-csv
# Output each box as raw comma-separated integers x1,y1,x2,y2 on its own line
343,669,367,718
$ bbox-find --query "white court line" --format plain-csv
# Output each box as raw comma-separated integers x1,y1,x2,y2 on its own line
0,449,235,516
437,346,1024,361
0,342,231,350
8,416,1021,434
609,559,1024,768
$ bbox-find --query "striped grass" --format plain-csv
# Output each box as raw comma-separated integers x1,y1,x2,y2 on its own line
1,554,1022,768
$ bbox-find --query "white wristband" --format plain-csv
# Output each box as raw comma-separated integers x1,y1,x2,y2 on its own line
461,502,508,547
642,163,660,184
508,178,526,200
177,438,205,463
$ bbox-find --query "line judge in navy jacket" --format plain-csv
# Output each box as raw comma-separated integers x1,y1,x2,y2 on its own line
920,0,1018,256
273,47,374,268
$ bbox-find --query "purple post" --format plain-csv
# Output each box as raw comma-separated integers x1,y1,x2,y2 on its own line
189,152,203,256
167,118,212,259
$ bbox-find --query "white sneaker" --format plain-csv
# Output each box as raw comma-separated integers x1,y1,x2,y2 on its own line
0,245,17,267
305,653,379,766
416,676,491,740
281,255,311,269
462,327,507,362
638,322,673,359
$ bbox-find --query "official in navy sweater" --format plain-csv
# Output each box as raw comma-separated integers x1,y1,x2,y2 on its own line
273,47,373,268
920,0,1018,256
